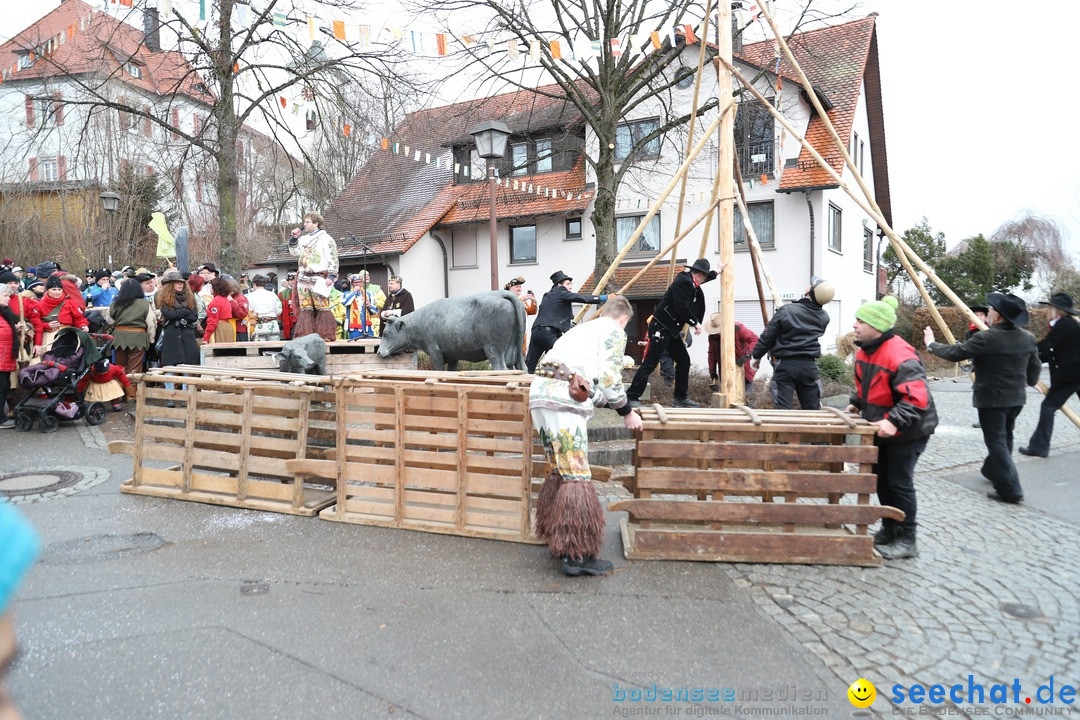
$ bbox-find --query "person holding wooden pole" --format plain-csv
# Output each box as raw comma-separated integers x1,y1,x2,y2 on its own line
625,259,719,408
1019,293,1080,458
526,271,608,373
924,293,1041,504
848,296,938,560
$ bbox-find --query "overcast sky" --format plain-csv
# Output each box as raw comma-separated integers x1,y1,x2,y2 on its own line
4,0,1078,256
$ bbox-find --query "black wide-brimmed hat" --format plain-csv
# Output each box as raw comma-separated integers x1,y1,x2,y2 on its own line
986,292,1030,326
550,270,572,285
687,258,718,282
968,303,989,314
1037,292,1077,315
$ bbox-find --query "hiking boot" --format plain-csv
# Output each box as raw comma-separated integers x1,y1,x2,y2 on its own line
873,523,895,547
672,397,700,408
877,529,917,560
987,492,1023,504
561,556,614,576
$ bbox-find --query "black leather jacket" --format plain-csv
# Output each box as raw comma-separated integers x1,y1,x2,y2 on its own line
534,285,605,333
652,272,706,334
752,297,830,360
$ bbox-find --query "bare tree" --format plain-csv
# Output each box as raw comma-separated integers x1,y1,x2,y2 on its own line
10,0,428,270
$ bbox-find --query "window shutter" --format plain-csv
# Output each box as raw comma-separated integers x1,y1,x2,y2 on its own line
29,157,38,182
171,107,179,132
58,155,67,181
143,105,152,136
25,95,34,126
52,92,64,125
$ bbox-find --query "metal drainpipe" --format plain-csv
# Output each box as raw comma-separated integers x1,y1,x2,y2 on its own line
804,190,815,278
430,231,451,298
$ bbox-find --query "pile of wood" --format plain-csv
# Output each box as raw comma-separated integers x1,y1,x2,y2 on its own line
612,405,901,566
201,339,415,373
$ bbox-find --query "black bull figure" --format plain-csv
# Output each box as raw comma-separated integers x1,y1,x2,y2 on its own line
377,290,527,371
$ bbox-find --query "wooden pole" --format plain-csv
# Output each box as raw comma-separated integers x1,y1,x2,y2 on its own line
714,0,738,406
616,197,723,295
667,0,714,285
734,156,784,313
575,101,734,323
718,57,955,342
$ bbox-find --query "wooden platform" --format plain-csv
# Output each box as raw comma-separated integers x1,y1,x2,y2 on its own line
201,339,416,373
612,405,898,567
112,366,338,516
315,370,545,544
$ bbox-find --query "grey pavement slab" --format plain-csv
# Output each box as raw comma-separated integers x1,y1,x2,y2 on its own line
944,449,1080,526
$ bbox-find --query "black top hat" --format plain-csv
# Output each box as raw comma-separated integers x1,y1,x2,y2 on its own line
1037,292,1076,315
985,292,1030,327
968,304,989,314
687,258,718,282
550,270,572,285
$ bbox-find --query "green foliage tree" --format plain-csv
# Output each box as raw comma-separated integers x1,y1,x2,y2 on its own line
883,218,945,298
929,234,1035,305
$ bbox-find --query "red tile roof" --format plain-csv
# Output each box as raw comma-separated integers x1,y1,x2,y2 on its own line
579,264,691,300
320,83,591,260
735,16,891,224
438,160,591,226
0,1,214,104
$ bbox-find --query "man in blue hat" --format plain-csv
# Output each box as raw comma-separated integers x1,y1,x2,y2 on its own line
925,292,1041,503
1020,292,1080,458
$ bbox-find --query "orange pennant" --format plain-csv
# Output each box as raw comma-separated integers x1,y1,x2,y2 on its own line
683,24,698,44
343,124,351,137
381,137,389,150
650,31,662,49
332,20,346,40
279,96,287,108
436,33,447,56
550,40,561,60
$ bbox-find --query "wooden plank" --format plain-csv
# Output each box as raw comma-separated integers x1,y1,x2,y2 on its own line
456,387,468,530
319,505,544,544
138,466,185,488
636,440,878,464
293,389,312,510
236,388,254,501
394,386,405,522
635,467,878,494
132,380,147,486
122,482,334,516
244,479,297,502
609,499,904,525
189,472,243,495
625,524,880,566
108,440,135,456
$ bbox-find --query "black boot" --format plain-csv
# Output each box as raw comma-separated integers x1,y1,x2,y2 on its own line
873,521,895,547
877,527,917,560
561,556,614,576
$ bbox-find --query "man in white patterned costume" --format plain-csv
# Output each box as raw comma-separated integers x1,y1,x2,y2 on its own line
246,275,283,341
529,295,643,576
288,211,339,342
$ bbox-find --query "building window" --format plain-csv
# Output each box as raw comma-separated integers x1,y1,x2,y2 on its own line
828,203,842,252
510,224,537,264
36,98,53,125
852,132,865,175
616,214,660,255
735,100,775,177
535,138,552,173
510,142,528,176
17,54,33,69
125,62,142,78
565,218,582,240
615,118,660,161
451,227,477,268
675,68,695,89
733,201,774,249
40,158,58,182
863,226,874,273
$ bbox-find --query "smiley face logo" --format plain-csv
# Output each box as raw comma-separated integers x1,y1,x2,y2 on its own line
848,678,876,708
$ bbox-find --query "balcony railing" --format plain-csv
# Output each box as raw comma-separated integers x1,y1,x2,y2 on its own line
737,139,775,178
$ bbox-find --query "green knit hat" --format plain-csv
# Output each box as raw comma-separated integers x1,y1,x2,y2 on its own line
855,296,899,332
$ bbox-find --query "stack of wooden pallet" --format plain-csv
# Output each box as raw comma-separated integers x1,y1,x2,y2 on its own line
611,405,900,566
201,339,415,373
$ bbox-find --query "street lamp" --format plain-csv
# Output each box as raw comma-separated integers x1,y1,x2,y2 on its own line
469,120,511,291
99,191,120,212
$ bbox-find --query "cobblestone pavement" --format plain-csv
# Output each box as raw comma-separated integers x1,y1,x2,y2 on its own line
719,380,1080,712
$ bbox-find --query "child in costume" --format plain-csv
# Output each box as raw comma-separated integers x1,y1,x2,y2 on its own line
77,357,132,411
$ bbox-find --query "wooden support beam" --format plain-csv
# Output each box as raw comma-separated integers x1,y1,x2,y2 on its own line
714,0,739,406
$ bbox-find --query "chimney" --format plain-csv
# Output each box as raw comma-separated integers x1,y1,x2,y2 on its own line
731,8,742,54
144,8,160,53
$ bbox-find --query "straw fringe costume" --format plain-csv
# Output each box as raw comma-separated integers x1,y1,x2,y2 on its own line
529,316,631,560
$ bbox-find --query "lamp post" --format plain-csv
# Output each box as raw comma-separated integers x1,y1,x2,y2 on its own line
469,120,511,291
100,191,120,267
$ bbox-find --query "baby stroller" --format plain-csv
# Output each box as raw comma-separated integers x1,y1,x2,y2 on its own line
13,328,114,433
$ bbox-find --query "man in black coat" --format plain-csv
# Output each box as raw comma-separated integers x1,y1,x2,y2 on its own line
525,270,607,373
925,292,1041,503
1020,292,1080,458
626,258,718,408
751,276,833,410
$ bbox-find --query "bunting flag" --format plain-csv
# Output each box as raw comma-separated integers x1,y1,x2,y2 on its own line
650,31,662,50
307,16,316,41
343,124,351,137
610,38,622,57
506,38,518,60
682,23,698,44
333,20,346,40
273,12,287,27
199,0,206,22
529,39,540,61
235,3,249,28
359,25,372,48
549,40,561,60
160,0,173,19
436,33,447,56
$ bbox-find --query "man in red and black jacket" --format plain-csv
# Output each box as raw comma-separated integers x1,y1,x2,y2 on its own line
847,296,938,560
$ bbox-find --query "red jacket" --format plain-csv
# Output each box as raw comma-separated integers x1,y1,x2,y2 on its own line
77,363,131,393
10,295,44,346
203,295,234,341
0,312,17,372
708,322,759,382
37,293,89,332
851,331,938,442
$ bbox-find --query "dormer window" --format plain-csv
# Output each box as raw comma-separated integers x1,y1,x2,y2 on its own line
193,82,208,94
17,53,33,69
125,62,142,78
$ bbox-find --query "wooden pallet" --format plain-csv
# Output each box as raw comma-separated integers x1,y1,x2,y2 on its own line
200,339,416,373
314,373,545,543
612,406,898,566
112,369,338,516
